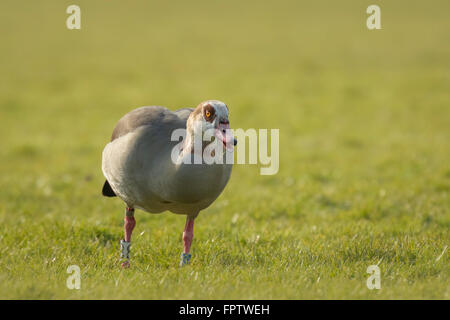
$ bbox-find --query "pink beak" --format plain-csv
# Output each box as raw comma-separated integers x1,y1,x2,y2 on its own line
215,121,235,152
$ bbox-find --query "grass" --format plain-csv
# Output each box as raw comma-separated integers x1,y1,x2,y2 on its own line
0,0,449,299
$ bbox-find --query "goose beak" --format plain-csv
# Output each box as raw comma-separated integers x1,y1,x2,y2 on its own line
215,120,235,152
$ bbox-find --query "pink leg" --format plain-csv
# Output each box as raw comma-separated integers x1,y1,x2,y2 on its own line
180,216,195,266
183,217,195,253
121,207,135,268
124,214,136,242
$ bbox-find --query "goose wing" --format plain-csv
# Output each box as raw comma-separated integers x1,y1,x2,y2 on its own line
102,106,191,200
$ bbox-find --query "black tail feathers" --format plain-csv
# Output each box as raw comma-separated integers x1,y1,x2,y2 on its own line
102,180,116,197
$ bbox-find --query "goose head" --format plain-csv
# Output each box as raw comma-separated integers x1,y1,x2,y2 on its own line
188,100,237,152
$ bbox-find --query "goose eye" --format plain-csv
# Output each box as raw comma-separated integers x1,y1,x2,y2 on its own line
205,111,211,118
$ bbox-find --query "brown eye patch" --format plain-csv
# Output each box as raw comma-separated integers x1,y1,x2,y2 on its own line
203,104,216,122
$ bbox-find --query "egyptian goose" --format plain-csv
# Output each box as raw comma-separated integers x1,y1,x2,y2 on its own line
101,100,236,267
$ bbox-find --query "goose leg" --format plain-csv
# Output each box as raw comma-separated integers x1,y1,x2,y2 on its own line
120,207,136,268
180,216,195,266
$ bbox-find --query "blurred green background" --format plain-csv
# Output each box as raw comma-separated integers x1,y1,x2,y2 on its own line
0,0,448,299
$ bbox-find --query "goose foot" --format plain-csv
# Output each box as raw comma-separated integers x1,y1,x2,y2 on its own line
120,240,131,268
120,240,131,258
180,253,192,267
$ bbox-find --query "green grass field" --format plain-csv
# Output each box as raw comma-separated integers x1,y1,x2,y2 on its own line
0,0,449,299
